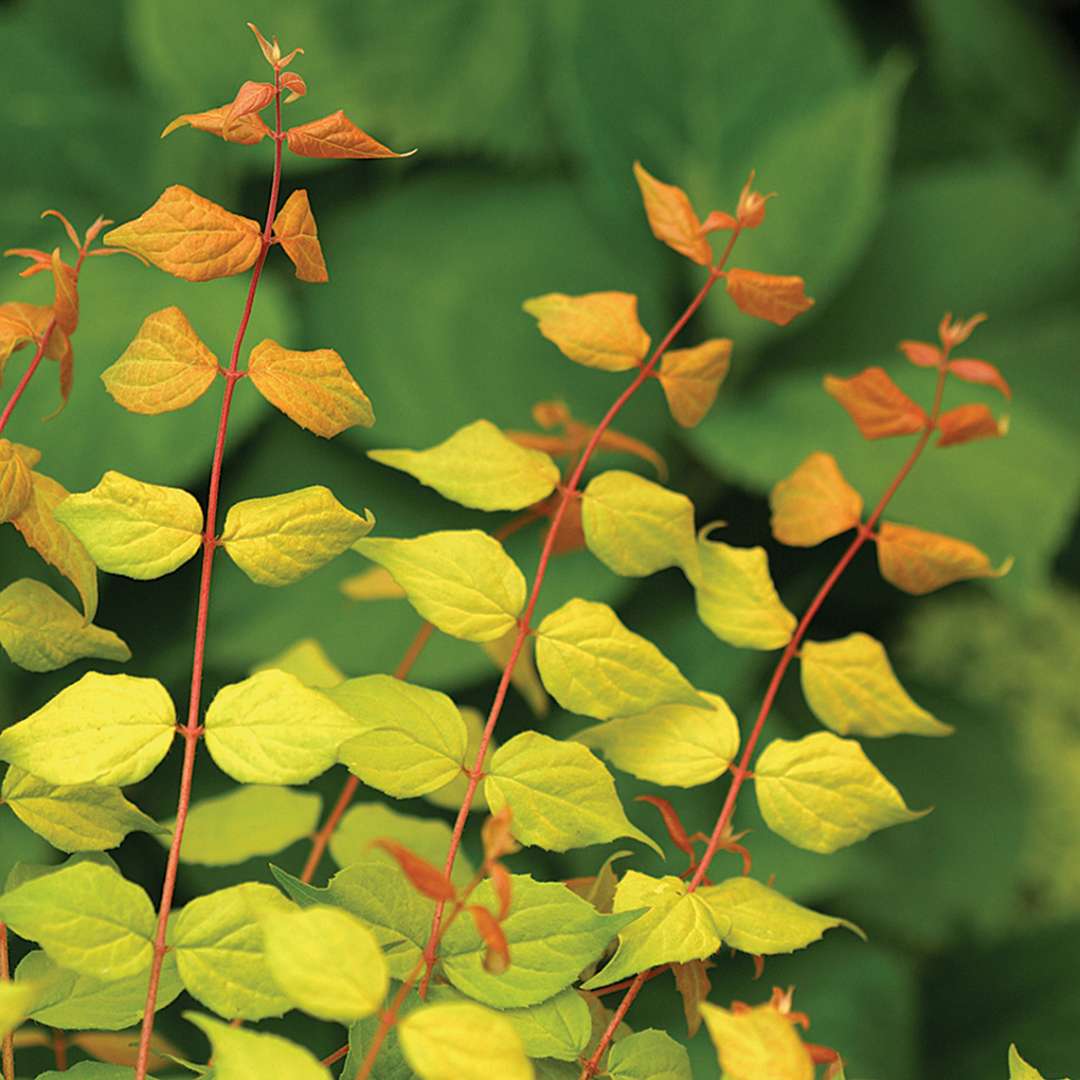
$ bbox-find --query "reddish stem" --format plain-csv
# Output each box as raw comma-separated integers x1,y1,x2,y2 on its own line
1,922,12,1080
132,74,285,1080
353,960,425,1080
418,237,738,998
51,1030,66,1070
0,325,52,437
321,1044,349,1067
578,359,952,1079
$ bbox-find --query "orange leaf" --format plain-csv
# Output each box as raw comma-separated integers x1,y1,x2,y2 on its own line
936,403,1007,448
374,839,456,902
522,291,650,372
544,492,586,557
898,340,941,368
488,862,513,922
481,807,519,864
725,268,814,327
285,110,412,159
247,21,279,66
247,338,373,438
597,427,668,481
632,161,712,266
161,105,272,145
657,338,731,428
4,248,52,278
770,452,863,547
50,248,78,334
104,186,262,282
41,208,80,251
947,357,1011,399
271,190,328,283
823,367,928,440
224,80,276,138
468,904,511,974
938,311,986,350
0,438,33,522
280,72,307,103
673,959,712,1037
0,302,50,369
876,521,1011,595
701,210,738,234
636,794,694,860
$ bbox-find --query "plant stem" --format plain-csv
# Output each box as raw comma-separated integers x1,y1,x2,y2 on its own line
418,236,738,999
578,360,952,1079
51,1029,66,1070
132,73,285,1080
0,323,52,438
0,922,12,1080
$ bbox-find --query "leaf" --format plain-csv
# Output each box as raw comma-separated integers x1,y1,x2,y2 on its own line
535,598,703,719
583,871,728,989
936,402,1007,447
399,1002,532,1080
632,161,712,266
203,669,360,784
692,534,796,650
657,339,731,428
0,860,154,978
572,691,740,787
492,990,590,1062
876,521,1012,595
947,357,1012,399
329,674,469,798
223,79,275,136
754,731,927,853
354,531,526,643
50,248,79,334
0,672,175,786
1008,1044,1063,1080
374,840,455,902
10,469,98,621
800,632,953,737
608,1029,692,1080
221,485,374,586
285,110,411,159
185,1013,331,1079
0,438,33,521
423,705,493,814
699,876,863,956
769,452,863,547
100,306,219,415
252,637,345,688
0,977,42,1039
0,578,130,672
247,339,373,438
2,766,163,852
580,470,697,578
700,1002,814,1080
724,268,814,326
104,186,262,282
673,959,711,1037
53,470,203,579
441,874,639,1007
485,731,659,854
522,291,650,372
263,905,387,1022
173,883,294,1020
369,419,559,512
169,785,322,866
161,105,271,145
271,189,328,283
823,367,928,439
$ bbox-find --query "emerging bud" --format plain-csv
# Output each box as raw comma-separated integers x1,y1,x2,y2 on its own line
735,170,777,229
937,311,987,351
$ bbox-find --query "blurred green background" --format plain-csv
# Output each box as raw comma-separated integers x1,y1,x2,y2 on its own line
1,0,1078,1076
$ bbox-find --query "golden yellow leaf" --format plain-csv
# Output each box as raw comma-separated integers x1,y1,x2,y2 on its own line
725,268,814,327
769,452,863,547
340,564,406,601
104,186,262,282
632,161,712,266
657,338,731,428
247,339,373,438
0,439,33,522
700,1002,813,1080
876,521,1011,595
161,105,271,145
101,306,219,415
522,291,650,372
0,302,55,371
272,190,328,283
824,367,928,440
285,110,412,159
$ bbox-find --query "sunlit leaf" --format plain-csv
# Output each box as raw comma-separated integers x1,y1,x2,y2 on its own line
608,1028,692,1080
271,189,328,283
161,105,271,145
522,291,650,372
657,339,732,428
823,366,928,439
876,521,1012,594
724,268,814,326
0,438,33,521
285,110,412,159
632,161,712,266
399,1001,532,1080
700,1002,813,1080
0,978,41,1040
185,1012,330,1079
424,705,493,814
769,452,863,547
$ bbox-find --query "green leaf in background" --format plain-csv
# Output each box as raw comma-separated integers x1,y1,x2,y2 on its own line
37,1064,160,1080
185,1012,331,1080
608,1029,692,1080
494,989,591,1062
252,636,345,687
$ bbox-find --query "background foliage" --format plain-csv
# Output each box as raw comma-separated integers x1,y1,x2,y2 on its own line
1,0,1077,1075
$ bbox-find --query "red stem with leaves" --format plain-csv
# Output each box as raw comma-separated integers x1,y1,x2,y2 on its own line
578,358,954,1079
131,71,285,1080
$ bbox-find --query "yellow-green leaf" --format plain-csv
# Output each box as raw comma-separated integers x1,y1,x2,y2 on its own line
204,669,361,785
263,905,387,1022
0,977,42,1039
572,692,739,787
2,766,164,853
535,598,704,719
486,731,660,854
423,705,492,813
1008,1044,1068,1080
399,1001,533,1080
608,1028,692,1080
0,672,175,786
700,1002,813,1080
581,470,697,578
0,438,33,521
221,486,374,587
11,470,98,621
699,876,863,956
754,731,928,854
252,637,345,689
100,306,219,415
583,871,728,989
692,533,796,650
329,675,469,798
369,419,559,512
769,452,863,547
522,291,650,372
657,339,732,428
355,531,526,643
0,579,130,672
54,470,203,580
185,1012,330,1079
800,632,952,737
247,339,373,438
